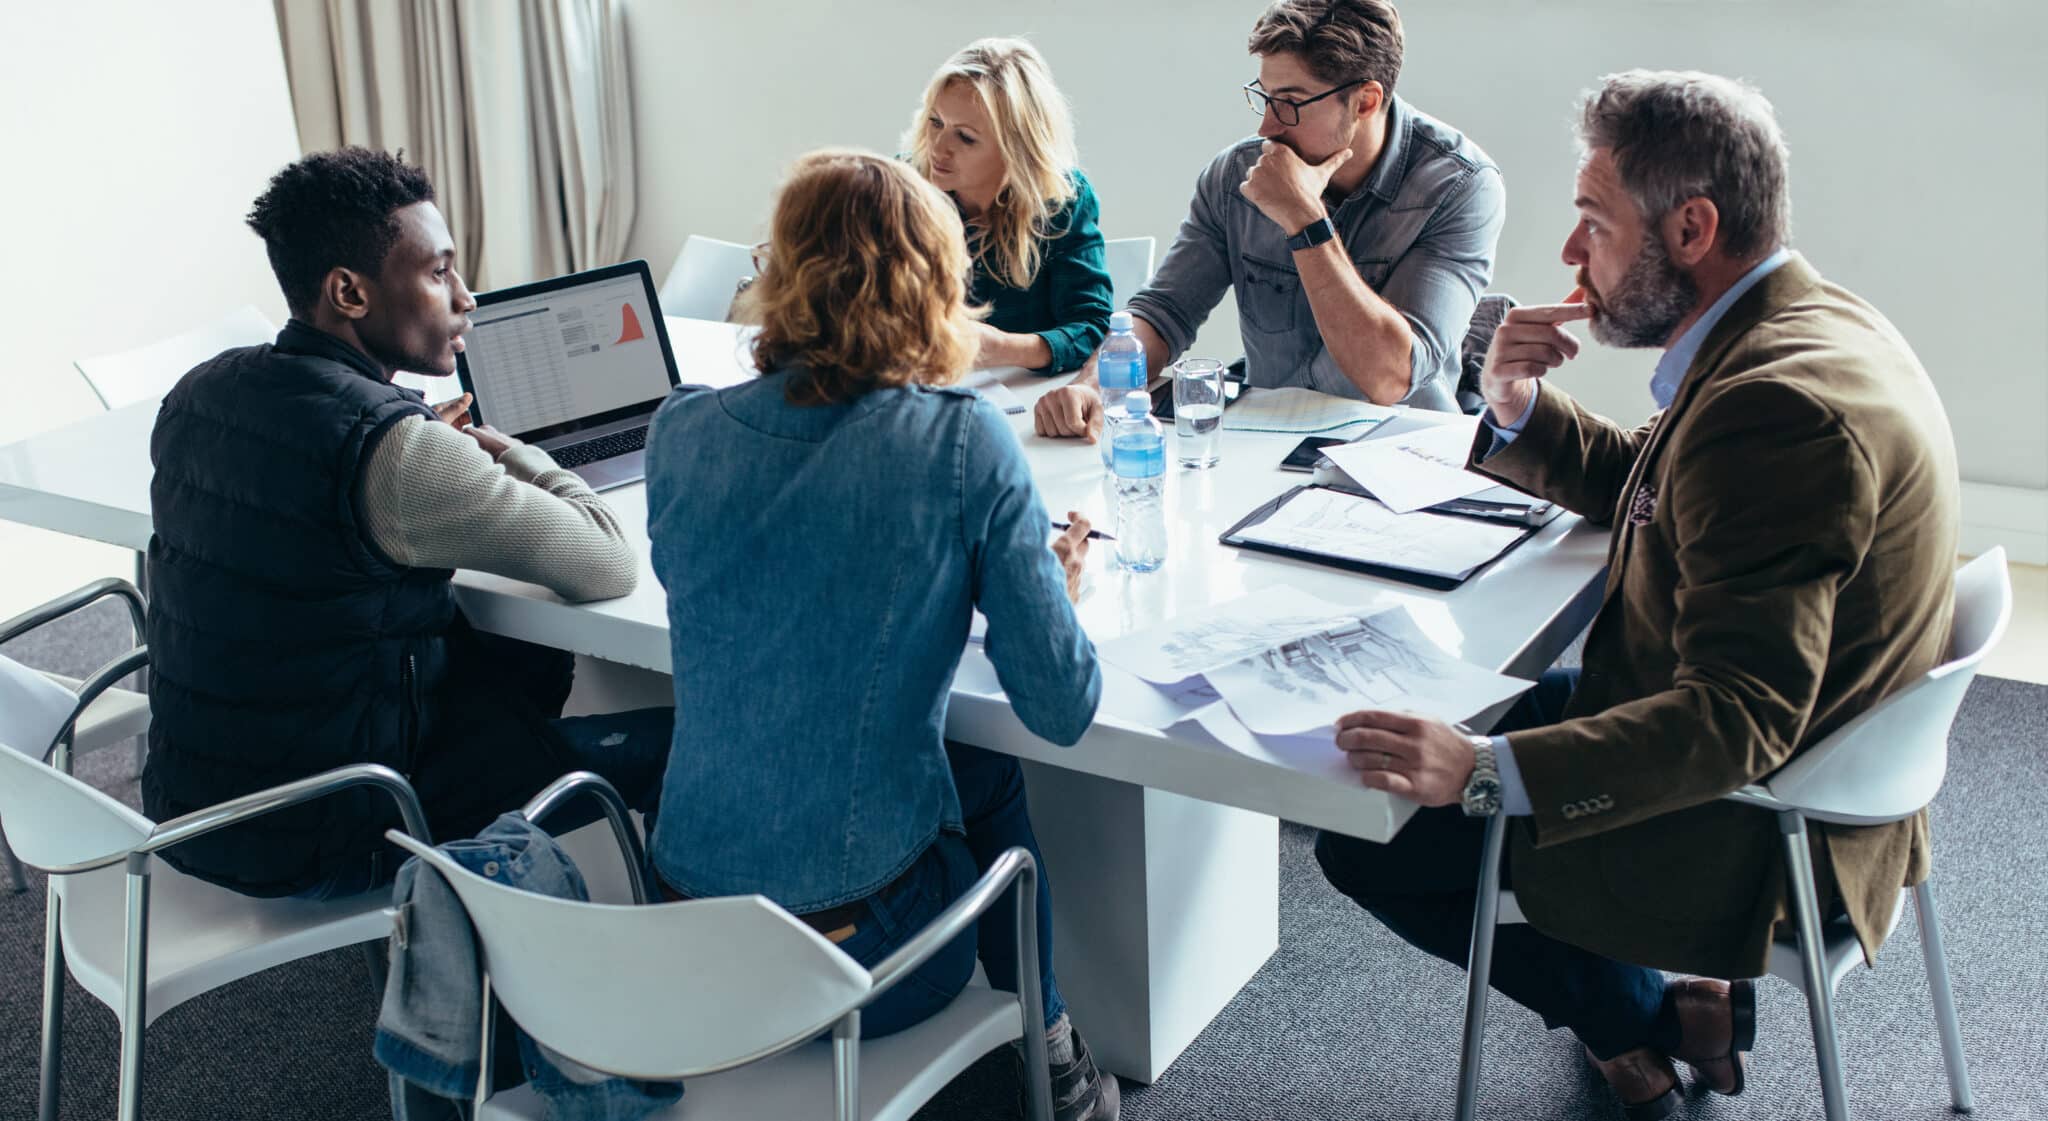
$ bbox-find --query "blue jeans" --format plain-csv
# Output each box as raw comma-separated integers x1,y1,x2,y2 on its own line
1313,669,1670,1060
835,742,1067,1039
297,706,674,901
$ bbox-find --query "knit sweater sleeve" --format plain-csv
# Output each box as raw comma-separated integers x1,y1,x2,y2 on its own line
358,416,639,601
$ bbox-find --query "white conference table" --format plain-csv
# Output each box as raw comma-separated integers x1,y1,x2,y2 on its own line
0,315,1609,1081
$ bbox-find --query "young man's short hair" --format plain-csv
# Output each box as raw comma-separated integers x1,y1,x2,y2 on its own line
1247,0,1405,97
245,147,436,316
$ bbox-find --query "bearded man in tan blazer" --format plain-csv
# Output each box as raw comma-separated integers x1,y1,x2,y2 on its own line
1313,70,1960,1119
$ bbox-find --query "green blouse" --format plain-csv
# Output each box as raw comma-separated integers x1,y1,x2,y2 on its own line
963,170,1112,374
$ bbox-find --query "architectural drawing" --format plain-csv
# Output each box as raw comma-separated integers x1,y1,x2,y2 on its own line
1151,609,1363,681
1098,585,1373,683
1206,606,1528,735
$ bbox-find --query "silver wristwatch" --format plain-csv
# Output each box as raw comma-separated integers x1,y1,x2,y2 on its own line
1462,735,1503,817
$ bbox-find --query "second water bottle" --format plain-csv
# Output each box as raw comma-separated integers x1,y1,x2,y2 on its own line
1110,390,1167,572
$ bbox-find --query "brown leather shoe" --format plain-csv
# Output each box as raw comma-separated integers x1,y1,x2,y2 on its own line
1584,1045,1682,1121
1668,977,1756,1095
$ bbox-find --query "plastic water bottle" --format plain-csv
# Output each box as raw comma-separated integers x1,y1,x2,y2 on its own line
1110,391,1168,572
1096,312,1146,469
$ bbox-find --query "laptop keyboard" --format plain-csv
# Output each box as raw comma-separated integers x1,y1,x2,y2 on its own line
551,425,648,470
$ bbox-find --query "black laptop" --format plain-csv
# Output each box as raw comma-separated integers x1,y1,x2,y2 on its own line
455,260,680,491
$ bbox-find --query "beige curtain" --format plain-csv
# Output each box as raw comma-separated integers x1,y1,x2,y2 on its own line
273,0,636,290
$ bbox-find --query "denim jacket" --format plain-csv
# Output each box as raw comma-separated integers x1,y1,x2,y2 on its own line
375,814,682,1120
643,372,1101,913
1126,95,1505,411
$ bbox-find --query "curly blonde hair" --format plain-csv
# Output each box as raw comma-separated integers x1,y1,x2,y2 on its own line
904,38,1079,293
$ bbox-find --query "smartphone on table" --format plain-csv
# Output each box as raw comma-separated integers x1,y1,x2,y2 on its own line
1278,435,1348,472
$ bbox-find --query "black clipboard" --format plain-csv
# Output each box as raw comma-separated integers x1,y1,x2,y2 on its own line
1218,484,1543,590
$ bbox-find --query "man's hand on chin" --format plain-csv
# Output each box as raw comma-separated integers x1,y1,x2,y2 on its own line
1240,141,1352,235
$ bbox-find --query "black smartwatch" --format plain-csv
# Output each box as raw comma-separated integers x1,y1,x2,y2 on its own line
1286,216,1336,253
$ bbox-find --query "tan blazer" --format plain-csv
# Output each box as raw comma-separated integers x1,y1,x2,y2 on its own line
1468,254,1960,979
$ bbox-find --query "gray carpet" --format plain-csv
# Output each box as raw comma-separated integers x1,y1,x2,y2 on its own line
2,602,2043,1120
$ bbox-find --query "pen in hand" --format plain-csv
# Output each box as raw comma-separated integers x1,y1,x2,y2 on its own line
1051,519,1116,542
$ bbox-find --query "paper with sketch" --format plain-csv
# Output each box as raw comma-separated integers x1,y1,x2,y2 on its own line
1204,605,1530,735
1097,585,1373,684
1221,387,1391,434
1235,487,1525,579
1319,418,1492,513
1094,670,1227,730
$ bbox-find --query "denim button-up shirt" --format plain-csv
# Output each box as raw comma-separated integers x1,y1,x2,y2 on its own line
1127,96,1505,411
644,371,1101,912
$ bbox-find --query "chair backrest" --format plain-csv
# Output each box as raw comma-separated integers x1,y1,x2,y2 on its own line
1456,294,1516,414
1104,236,1155,311
0,651,77,754
1764,548,2013,823
385,832,872,1081
0,738,154,872
75,305,278,410
657,235,755,322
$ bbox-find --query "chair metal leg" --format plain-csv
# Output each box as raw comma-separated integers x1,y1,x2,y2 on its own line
832,1010,861,1121
1912,881,1974,1113
1780,811,1851,1121
475,974,498,1112
132,550,149,777
1015,859,1053,1121
39,882,67,1121
117,856,152,1121
1454,812,1511,1121
360,941,390,993
2,833,25,893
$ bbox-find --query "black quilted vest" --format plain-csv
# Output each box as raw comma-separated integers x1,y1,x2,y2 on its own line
141,322,573,896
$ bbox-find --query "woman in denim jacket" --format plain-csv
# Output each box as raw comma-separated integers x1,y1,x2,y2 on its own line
643,149,1118,1121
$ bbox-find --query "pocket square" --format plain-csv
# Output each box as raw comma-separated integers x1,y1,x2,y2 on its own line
1627,484,1658,526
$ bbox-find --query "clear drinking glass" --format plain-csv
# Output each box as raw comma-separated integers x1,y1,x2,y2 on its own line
1171,358,1226,468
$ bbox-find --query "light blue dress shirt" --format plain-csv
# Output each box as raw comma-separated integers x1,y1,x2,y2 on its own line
1477,248,1792,815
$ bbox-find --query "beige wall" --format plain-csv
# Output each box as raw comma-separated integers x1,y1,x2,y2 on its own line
1,2,2042,617
0,1,300,616
621,0,2048,504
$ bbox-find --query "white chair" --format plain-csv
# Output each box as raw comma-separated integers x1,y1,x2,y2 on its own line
658,235,757,322
74,305,278,411
1453,548,2011,1121
0,579,154,892
384,777,1054,1121
0,650,430,1121
1104,236,1155,311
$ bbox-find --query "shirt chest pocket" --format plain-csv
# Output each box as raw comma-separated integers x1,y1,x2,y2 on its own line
1237,252,1301,335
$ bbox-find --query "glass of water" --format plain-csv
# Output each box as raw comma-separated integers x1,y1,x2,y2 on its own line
1171,358,1226,468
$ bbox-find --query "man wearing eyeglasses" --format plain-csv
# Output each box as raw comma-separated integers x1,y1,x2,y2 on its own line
1035,0,1503,438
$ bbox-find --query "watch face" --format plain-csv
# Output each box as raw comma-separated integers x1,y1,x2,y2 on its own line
1465,775,1503,816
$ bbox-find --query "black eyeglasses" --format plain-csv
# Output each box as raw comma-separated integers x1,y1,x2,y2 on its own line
1243,79,1365,127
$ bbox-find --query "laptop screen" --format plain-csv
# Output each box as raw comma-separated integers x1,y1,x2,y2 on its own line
456,261,678,443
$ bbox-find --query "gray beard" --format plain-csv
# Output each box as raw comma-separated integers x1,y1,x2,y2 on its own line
1588,236,1698,349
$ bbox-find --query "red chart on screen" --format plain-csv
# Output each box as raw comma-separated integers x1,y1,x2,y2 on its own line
617,303,647,345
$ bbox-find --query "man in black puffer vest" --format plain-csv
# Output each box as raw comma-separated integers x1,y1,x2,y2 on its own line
143,149,671,898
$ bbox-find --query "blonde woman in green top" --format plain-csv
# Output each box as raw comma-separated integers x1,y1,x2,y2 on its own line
906,38,1113,374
